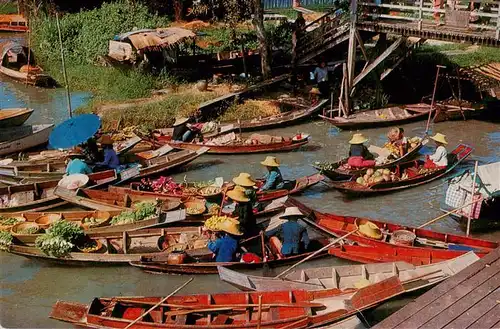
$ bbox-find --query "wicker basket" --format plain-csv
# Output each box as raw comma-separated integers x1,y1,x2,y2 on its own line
197,186,222,198
35,214,62,229
184,201,206,215
0,216,26,232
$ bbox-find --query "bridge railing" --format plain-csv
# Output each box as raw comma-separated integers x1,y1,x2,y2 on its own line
358,0,500,40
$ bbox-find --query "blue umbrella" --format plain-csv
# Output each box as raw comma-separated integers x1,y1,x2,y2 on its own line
49,114,101,149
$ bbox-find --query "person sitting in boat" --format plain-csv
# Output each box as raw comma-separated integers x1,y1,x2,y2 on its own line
387,127,408,158
259,156,284,191
227,184,257,238
265,207,310,257
347,134,376,168
207,219,243,262
65,153,92,175
94,135,119,171
233,173,258,204
424,133,448,169
171,117,199,143
81,137,101,163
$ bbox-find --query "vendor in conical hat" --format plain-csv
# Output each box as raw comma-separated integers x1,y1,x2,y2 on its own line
425,132,448,169
94,135,120,171
259,156,284,191
387,127,408,157
227,185,256,237
265,207,310,256
171,117,198,142
347,133,375,168
233,172,257,203
207,219,242,262
65,152,92,176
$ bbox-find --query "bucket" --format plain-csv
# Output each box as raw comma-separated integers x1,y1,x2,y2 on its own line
390,230,416,246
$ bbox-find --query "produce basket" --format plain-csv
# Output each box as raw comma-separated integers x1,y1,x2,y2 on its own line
184,201,206,216
197,186,222,198
35,214,62,229
77,240,103,253
0,215,26,232
390,230,416,246
81,211,112,229
11,222,41,245
159,199,181,212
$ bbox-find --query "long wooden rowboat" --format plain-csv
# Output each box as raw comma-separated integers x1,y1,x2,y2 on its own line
137,147,209,178
0,108,33,127
319,103,433,130
166,135,309,155
327,144,473,195
218,251,479,292
0,124,54,156
0,161,66,179
0,170,118,213
313,139,425,181
49,275,432,328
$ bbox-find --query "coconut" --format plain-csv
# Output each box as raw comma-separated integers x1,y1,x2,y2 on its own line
363,174,370,181
383,169,391,175
356,177,365,185
374,176,384,183
366,168,374,176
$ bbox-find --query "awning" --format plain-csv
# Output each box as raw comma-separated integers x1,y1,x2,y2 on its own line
116,27,195,51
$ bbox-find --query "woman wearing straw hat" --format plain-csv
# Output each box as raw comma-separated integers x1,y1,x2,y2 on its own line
233,173,257,203
227,185,256,237
265,207,310,256
94,135,120,171
65,153,92,176
207,219,242,262
171,117,198,142
424,133,448,169
259,156,284,191
347,133,376,168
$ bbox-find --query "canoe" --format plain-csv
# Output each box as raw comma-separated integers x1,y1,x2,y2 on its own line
0,124,54,156
0,15,29,33
49,275,435,328
319,103,433,130
285,198,497,264
313,138,426,181
327,144,473,195
218,251,479,292
0,161,66,179
7,227,207,265
0,41,54,87
0,108,33,127
114,135,142,155
164,134,310,155
137,147,209,178
0,170,118,213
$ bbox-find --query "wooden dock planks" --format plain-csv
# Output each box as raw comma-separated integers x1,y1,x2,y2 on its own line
374,247,500,329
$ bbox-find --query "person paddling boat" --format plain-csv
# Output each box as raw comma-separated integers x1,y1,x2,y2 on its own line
347,133,375,168
259,156,285,191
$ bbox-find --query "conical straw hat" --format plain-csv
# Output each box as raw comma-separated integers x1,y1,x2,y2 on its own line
232,173,256,187
430,133,448,145
173,117,189,127
218,219,243,236
349,133,369,144
357,220,382,240
280,207,303,219
260,156,280,167
226,186,250,202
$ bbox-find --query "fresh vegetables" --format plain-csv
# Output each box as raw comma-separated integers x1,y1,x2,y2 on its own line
356,168,396,186
79,240,100,253
197,186,221,196
0,231,13,251
110,201,157,225
18,227,40,235
110,211,137,225
138,176,215,195
35,221,84,257
0,217,23,225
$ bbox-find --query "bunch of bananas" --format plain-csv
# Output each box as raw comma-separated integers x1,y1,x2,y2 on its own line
204,215,231,231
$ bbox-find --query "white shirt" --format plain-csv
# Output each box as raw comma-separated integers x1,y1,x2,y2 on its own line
429,145,448,167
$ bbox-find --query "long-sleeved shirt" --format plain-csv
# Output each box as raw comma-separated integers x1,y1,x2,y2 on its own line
314,67,328,83
97,148,120,169
349,144,374,160
207,234,238,262
261,168,284,191
429,145,448,167
66,159,92,175
234,202,256,237
266,220,310,255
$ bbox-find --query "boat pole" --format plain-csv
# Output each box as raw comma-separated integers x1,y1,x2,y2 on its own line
426,65,446,133
417,197,482,229
124,278,193,329
56,12,72,118
274,229,358,279
466,161,479,236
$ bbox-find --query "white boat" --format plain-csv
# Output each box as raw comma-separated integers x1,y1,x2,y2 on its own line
0,124,54,156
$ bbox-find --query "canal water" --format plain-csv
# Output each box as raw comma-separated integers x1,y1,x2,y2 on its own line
1,37,499,328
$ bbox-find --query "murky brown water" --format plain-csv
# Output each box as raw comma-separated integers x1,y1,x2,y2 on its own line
1,33,499,328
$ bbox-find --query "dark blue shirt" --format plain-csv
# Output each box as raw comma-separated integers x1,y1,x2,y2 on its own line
97,148,120,169
266,220,310,255
207,234,238,262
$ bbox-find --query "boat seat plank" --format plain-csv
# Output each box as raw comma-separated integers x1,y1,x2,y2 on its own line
212,314,229,325
466,304,500,329
174,314,187,325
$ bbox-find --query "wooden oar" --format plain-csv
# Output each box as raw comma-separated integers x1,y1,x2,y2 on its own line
417,198,483,229
123,278,193,329
275,229,358,279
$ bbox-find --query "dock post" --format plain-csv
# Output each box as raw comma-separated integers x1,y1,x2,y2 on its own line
466,161,479,236
56,12,73,118
346,0,358,115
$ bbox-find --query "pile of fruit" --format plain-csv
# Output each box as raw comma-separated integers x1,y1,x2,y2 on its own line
111,126,138,141
408,136,422,149
79,240,100,253
355,168,397,186
139,177,183,194
314,161,343,172
110,201,157,225
204,215,232,231
198,186,221,197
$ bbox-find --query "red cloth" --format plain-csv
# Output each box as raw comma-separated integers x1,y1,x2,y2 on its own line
348,156,376,168
424,157,446,169
241,253,262,263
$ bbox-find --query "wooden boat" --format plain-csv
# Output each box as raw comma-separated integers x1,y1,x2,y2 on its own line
137,147,209,178
319,103,433,130
327,144,473,195
0,15,28,32
0,170,118,213
114,135,142,155
164,134,310,155
0,124,54,156
218,251,479,292
285,198,498,265
0,108,33,127
0,41,54,86
313,138,426,181
0,161,66,179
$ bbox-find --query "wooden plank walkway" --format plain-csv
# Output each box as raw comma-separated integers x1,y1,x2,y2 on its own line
374,247,500,329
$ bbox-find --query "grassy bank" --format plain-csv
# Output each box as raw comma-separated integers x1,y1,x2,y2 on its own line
0,1,17,14
417,44,500,67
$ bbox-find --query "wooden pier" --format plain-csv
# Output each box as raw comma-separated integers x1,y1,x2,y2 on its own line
374,247,500,329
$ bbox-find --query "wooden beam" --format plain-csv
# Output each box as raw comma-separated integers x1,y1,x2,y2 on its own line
380,38,425,80
353,36,406,87
355,30,369,62
346,0,358,91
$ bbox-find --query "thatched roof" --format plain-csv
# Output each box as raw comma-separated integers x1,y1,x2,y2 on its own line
116,27,195,51
458,62,500,91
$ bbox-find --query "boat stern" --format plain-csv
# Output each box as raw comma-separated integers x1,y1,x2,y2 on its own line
49,300,88,324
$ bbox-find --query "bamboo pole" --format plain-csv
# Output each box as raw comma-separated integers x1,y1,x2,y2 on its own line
466,161,479,236
275,229,358,279
56,12,72,118
426,65,446,133
417,198,483,229
124,278,193,329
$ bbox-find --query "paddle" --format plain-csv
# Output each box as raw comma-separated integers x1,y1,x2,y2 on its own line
417,198,483,229
123,278,193,329
275,229,358,279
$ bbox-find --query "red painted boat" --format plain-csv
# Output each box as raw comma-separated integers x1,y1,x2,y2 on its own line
285,198,498,262
0,15,28,33
327,144,473,195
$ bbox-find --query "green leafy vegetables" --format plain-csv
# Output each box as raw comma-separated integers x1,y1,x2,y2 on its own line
35,221,84,257
0,217,23,225
0,231,13,251
110,202,157,225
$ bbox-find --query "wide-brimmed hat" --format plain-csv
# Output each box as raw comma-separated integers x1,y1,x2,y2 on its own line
226,186,250,202
99,135,113,145
349,133,368,145
232,173,256,187
260,156,280,167
173,117,189,127
58,174,89,190
280,207,303,219
309,87,321,95
430,133,448,145
387,127,400,141
218,219,243,236
357,220,382,240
